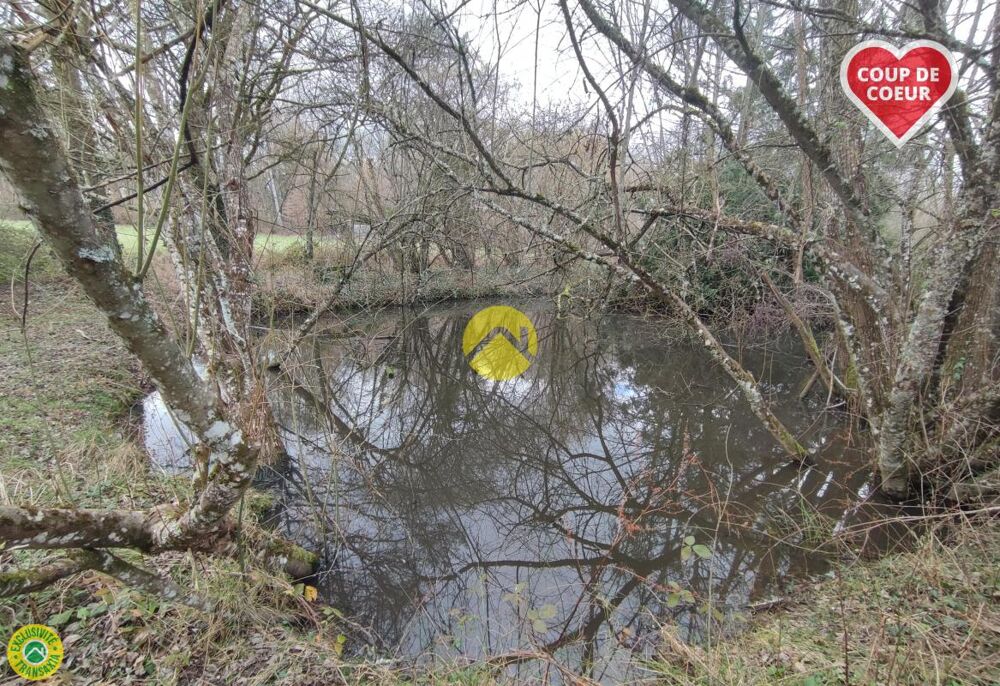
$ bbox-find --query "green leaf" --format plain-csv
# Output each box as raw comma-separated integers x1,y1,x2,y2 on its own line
692,544,712,559
681,546,692,561
683,535,695,545
322,606,345,619
666,592,681,608
532,619,548,633
48,610,74,627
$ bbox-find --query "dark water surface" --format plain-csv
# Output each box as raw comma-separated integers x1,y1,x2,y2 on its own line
144,300,880,680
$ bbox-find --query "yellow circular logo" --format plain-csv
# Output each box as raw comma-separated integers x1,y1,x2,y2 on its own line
462,306,538,381
7,625,63,681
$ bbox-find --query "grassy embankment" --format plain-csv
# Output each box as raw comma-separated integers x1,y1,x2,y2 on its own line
650,524,999,684
4,219,548,316
1,220,997,684
0,222,389,683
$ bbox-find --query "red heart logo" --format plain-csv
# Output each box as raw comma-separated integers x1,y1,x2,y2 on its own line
840,40,957,146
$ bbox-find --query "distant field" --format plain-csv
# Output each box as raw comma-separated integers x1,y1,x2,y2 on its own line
114,224,315,258
1,219,318,264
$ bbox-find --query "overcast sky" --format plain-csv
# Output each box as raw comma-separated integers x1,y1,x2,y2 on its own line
457,0,599,107
435,0,995,111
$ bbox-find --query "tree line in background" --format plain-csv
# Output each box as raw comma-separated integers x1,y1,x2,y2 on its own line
0,0,997,603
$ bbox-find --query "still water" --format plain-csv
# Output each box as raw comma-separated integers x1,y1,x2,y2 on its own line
145,300,878,680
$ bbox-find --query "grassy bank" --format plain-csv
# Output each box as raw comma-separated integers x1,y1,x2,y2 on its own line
2,221,997,684
651,523,1000,685
0,224,358,683
4,219,560,317
0,219,308,259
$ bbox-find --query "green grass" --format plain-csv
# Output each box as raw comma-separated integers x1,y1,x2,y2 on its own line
0,221,371,684
114,224,317,260
0,219,61,281
648,523,1000,685
1,218,323,278
0,225,343,682
0,276,143,488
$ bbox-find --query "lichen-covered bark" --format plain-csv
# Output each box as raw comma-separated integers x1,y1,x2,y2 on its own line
609,0,998,499
877,192,998,496
937,36,1000,414
0,506,155,550
876,18,1000,493
0,556,91,596
0,41,220,433
0,36,258,551
77,550,214,611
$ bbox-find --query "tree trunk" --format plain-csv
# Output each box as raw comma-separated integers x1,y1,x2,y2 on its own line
0,35,257,551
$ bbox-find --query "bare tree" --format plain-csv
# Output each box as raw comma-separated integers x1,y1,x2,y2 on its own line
0,0,318,598
304,0,999,500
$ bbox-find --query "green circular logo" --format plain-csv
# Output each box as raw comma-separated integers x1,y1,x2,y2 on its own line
23,639,48,664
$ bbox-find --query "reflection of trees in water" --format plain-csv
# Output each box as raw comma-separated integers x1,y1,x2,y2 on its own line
263,303,868,677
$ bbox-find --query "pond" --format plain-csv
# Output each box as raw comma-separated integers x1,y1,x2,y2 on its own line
144,300,883,680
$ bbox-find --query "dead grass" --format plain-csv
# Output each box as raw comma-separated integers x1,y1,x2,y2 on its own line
256,259,555,317
650,518,1000,685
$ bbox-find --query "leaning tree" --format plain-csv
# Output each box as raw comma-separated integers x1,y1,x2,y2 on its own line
0,0,341,600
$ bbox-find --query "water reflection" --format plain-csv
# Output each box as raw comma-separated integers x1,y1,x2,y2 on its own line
146,301,875,680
